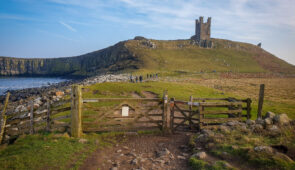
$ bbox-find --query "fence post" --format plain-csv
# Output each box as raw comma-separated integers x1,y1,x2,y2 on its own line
71,85,83,138
257,84,265,119
30,101,34,134
189,96,193,130
162,90,170,134
0,92,10,143
170,98,175,133
246,98,252,119
46,100,51,132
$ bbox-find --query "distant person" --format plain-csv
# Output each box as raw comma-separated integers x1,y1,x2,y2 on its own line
147,74,149,79
130,75,133,82
156,73,158,78
135,76,138,83
150,74,152,78
139,75,143,82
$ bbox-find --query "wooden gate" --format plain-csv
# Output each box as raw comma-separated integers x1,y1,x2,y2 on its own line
82,97,165,132
170,97,251,131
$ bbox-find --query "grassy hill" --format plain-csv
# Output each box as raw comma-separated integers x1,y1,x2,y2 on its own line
1,38,294,77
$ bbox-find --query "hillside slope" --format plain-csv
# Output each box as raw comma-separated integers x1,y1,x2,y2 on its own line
0,38,294,77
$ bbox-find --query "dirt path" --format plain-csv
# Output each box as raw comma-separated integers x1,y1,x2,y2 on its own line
79,133,193,170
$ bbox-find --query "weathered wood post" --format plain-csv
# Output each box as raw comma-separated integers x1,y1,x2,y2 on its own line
46,100,51,132
257,84,265,119
189,96,193,130
30,101,34,134
170,98,175,133
162,90,170,133
0,92,10,143
246,98,252,119
71,85,83,138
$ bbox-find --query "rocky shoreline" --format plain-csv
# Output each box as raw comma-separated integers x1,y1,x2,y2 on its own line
0,74,129,115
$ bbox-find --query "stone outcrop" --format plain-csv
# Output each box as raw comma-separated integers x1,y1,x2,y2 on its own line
0,41,137,77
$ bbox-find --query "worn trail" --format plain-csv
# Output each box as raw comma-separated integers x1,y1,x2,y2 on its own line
79,133,193,170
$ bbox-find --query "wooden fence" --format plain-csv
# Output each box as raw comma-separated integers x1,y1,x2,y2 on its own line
1,84,265,141
170,97,251,132
1,97,71,143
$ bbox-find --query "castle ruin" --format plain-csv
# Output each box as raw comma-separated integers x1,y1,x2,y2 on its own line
191,16,213,48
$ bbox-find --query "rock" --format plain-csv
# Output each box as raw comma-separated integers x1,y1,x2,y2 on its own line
177,155,186,160
226,121,239,126
218,125,231,134
246,119,255,125
156,148,170,158
201,129,215,137
111,167,118,170
195,134,210,144
191,151,207,160
15,105,27,113
78,138,88,144
265,111,276,119
254,146,273,154
123,146,129,150
255,118,265,126
267,125,281,136
274,114,291,125
55,91,64,97
116,149,122,153
252,124,264,133
264,117,273,125
130,158,138,165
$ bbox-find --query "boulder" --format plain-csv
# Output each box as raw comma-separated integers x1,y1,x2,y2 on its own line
264,117,273,125
191,151,207,160
274,114,291,125
252,124,264,133
264,111,276,119
246,119,255,125
254,146,273,154
255,118,265,126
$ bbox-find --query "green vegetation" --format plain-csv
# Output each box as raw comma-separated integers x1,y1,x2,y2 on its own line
1,38,295,77
189,157,235,170
0,132,123,170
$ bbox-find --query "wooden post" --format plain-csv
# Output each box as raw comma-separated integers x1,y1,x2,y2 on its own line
0,92,10,143
46,100,51,132
257,84,265,119
30,101,34,134
246,98,252,119
162,90,170,133
189,96,193,130
170,98,175,133
198,103,203,130
71,85,83,138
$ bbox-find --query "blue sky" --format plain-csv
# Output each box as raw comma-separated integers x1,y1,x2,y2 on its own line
0,0,294,65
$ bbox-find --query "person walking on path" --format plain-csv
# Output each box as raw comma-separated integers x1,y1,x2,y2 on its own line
135,76,138,83
139,75,143,82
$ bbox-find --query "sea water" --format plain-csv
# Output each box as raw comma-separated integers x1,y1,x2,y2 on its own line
0,77,67,95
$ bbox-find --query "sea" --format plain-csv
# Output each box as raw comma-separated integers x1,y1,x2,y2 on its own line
0,77,68,95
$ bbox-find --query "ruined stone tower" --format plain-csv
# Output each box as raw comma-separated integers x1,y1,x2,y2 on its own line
191,16,212,48
191,16,211,42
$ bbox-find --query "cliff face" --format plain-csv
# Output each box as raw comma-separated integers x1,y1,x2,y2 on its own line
1,38,295,77
0,41,138,77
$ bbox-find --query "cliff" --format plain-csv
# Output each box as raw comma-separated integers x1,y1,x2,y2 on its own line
1,38,295,77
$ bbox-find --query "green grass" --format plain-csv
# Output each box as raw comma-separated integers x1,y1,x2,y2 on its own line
0,132,123,170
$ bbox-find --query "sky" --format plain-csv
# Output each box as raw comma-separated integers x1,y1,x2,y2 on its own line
0,0,294,65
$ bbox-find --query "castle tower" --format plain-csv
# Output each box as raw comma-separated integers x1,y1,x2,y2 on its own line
192,16,211,42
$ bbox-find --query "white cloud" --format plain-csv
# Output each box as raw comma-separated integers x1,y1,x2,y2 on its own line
59,21,77,32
